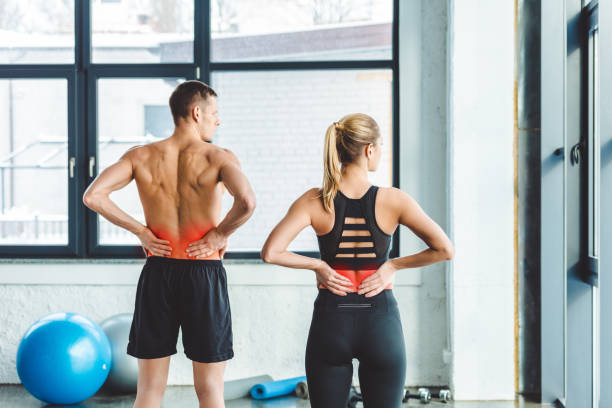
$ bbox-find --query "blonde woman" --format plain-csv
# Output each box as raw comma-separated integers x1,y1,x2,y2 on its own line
261,113,454,407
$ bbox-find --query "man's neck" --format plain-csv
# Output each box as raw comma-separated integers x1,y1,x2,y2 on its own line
170,125,208,145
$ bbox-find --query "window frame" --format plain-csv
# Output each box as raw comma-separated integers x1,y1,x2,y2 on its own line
0,0,400,259
0,68,78,257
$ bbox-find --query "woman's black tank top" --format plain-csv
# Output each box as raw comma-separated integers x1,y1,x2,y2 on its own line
317,185,392,271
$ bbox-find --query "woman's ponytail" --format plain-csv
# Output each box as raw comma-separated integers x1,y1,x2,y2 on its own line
321,123,342,212
320,114,380,212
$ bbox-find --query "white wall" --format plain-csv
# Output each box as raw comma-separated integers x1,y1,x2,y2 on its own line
0,262,423,385
400,0,451,387
448,0,516,400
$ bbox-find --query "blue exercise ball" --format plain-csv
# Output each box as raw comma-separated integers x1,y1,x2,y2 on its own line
16,312,111,405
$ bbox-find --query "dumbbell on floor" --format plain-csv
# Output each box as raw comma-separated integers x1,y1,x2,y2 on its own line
403,388,432,404
403,388,452,404
432,389,452,402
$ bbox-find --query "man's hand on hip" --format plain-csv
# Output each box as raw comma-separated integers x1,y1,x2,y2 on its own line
136,227,172,257
186,229,227,259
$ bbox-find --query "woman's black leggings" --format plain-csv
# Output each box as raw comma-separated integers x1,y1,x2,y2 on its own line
305,289,407,408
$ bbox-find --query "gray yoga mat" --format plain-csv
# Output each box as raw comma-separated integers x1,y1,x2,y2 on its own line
224,375,274,400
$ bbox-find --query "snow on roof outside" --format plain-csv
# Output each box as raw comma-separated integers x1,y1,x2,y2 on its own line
0,29,73,47
210,19,391,39
0,30,192,48
0,20,390,48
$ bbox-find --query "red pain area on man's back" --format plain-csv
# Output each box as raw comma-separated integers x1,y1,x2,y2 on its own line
145,224,221,260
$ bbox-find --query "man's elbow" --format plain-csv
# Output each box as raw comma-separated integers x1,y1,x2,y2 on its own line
239,193,256,215
82,190,104,211
82,191,96,210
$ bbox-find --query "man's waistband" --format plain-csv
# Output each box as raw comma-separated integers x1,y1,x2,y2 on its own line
145,256,223,267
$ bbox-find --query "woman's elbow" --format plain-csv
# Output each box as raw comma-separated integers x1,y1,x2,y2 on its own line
442,244,455,261
260,247,274,264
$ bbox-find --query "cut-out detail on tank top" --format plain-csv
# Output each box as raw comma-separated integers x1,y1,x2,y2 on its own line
338,242,373,248
341,230,371,236
336,253,377,258
344,217,366,224
335,216,376,259
317,185,391,269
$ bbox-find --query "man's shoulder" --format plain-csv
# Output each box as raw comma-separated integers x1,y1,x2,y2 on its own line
121,144,149,162
125,139,173,157
121,141,173,168
206,145,240,166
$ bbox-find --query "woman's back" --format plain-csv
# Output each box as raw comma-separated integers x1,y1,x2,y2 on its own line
316,185,393,291
300,184,399,291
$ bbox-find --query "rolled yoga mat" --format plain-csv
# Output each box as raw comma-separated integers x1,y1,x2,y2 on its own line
249,376,307,400
224,375,273,400
295,381,309,399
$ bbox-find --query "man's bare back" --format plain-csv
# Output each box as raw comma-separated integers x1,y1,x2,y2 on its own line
84,87,254,262
83,81,255,408
127,139,231,259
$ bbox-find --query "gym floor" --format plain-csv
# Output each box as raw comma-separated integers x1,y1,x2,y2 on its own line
0,385,550,407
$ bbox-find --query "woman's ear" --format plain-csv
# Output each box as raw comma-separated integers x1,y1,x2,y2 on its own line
366,143,374,158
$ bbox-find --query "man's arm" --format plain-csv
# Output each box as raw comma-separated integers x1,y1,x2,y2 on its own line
186,150,256,258
82,152,171,256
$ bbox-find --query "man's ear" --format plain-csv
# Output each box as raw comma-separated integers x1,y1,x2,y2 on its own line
192,104,201,122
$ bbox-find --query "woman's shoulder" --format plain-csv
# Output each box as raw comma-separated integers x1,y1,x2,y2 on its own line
297,187,324,206
287,187,322,206
375,186,417,208
289,188,328,214
303,187,323,197
375,186,402,199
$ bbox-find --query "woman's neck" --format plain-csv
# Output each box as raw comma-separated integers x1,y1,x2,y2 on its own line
339,164,371,195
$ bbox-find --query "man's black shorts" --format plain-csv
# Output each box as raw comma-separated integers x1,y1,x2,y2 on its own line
127,256,234,363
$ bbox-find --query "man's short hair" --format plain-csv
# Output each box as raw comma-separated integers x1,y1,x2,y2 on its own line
169,80,217,125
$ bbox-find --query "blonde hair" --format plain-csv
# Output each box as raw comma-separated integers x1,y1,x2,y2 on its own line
321,113,380,212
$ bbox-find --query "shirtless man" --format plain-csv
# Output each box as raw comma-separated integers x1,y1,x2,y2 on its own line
83,81,255,408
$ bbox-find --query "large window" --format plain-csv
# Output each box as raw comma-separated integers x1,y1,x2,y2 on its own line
210,0,393,62
0,0,398,258
91,0,194,63
0,79,69,245
212,69,393,252
0,0,75,64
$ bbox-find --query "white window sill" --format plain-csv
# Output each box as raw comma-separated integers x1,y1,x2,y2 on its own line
0,259,422,286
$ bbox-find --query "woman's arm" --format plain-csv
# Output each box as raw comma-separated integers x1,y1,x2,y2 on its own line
388,188,455,269
358,188,454,297
261,189,353,296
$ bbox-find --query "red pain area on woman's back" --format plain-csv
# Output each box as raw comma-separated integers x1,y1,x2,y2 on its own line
318,269,393,292
145,224,220,260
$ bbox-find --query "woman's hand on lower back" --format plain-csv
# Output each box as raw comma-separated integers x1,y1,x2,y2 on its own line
357,260,398,297
313,261,354,296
